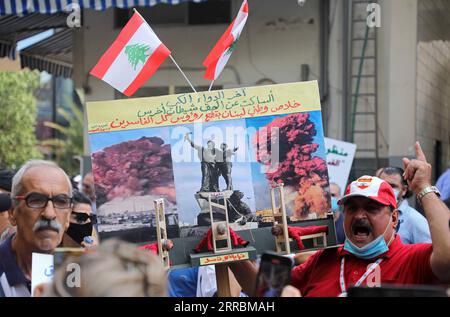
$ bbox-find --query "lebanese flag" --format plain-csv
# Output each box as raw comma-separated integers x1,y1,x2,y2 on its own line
203,0,248,80
90,13,171,97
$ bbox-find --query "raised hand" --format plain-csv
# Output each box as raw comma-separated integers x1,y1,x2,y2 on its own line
402,142,432,194
281,285,301,297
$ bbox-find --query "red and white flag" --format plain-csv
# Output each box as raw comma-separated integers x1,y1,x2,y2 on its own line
203,0,248,80
90,13,170,97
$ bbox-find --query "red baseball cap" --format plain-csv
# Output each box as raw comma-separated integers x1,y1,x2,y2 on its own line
338,175,397,209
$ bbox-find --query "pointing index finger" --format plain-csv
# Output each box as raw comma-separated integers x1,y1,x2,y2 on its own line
414,141,427,162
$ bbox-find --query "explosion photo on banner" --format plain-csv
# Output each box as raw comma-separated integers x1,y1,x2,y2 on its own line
87,81,331,247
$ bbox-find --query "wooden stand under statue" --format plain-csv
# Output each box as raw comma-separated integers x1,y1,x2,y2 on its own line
190,191,257,297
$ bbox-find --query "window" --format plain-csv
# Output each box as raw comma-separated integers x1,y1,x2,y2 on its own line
187,0,231,25
114,1,231,28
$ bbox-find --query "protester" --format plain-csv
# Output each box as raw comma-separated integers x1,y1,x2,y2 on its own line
330,182,345,244
436,163,450,201
378,166,431,244
168,265,244,297
81,172,97,213
81,172,95,200
0,160,72,297
61,190,98,249
37,239,167,297
375,167,384,178
0,169,15,242
229,142,450,296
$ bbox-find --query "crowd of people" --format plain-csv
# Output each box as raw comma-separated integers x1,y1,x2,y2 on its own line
0,141,449,297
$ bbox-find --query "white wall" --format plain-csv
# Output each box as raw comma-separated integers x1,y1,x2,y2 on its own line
416,0,450,179
83,0,321,102
377,0,418,163
327,0,344,140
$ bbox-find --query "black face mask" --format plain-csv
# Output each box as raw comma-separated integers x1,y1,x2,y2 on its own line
66,222,93,245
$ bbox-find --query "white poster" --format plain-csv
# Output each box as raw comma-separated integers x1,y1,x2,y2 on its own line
324,137,357,196
31,253,54,296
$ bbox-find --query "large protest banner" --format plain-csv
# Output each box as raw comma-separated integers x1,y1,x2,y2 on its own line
86,81,331,244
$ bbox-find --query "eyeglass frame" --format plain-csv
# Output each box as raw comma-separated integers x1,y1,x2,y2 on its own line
15,192,73,210
71,211,97,224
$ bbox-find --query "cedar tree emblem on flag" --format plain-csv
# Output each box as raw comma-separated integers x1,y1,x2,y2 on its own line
203,0,248,80
90,12,171,97
124,43,150,70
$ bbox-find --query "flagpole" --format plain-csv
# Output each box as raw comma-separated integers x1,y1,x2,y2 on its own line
208,80,214,92
133,8,197,93
169,55,197,93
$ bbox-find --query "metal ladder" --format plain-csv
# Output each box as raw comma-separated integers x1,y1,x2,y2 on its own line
345,0,380,178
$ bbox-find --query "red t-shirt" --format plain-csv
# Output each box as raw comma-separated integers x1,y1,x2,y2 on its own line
291,235,438,297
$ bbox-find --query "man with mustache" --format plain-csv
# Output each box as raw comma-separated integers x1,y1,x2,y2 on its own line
0,160,72,297
229,142,450,296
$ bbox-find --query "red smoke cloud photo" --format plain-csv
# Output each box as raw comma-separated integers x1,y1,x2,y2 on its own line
253,113,330,219
92,136,176,206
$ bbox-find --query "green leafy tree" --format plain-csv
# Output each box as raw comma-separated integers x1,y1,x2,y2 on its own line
0,71,42,169
41,99,84,176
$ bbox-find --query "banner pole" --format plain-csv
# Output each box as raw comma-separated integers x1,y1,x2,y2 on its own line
169,55,197,93
208,80,214,92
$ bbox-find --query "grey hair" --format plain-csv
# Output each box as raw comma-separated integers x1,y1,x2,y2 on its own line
43,239,167,297
11,160,73,204
329,182,341,191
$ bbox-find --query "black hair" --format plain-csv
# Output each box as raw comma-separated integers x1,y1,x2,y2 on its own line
380,166,413,199
72,190,92,206
0,169,15,192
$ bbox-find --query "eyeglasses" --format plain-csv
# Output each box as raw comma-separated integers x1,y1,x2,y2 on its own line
15,192,73,209
72,211,97,224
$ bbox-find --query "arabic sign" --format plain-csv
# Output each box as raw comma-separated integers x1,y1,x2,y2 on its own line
31,253,54,296
87,81,321,133
86,81,330,260
324,137,357,196
199,252,249,266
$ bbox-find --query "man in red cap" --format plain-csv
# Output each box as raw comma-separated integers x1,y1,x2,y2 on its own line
229,142,450,296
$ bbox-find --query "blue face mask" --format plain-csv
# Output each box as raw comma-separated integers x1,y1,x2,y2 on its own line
343,216,394,260
331,197,339,213
393,189,400,204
